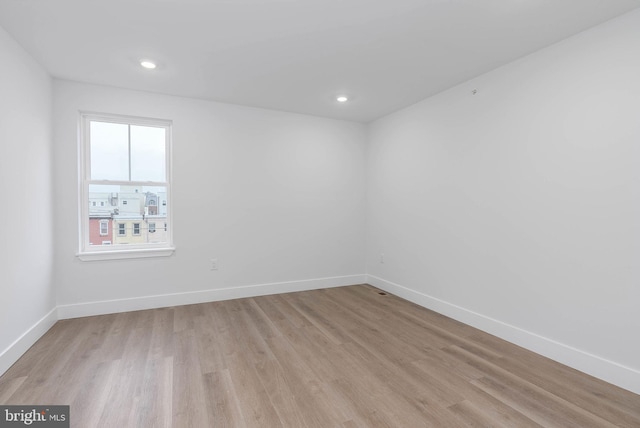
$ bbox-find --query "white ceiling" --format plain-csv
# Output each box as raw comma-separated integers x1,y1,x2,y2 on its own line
1,0,639,122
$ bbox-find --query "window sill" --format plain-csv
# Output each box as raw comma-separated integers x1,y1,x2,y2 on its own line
76,247,175,261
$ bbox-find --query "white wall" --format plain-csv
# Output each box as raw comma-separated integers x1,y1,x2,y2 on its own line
366,10,640,393
0,26,56,373
53,81,366,315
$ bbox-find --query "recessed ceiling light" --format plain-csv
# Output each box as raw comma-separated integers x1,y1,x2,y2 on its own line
140,60,157,69
336,95,348,103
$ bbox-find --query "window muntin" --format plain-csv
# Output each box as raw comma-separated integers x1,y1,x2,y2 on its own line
79,113,173,258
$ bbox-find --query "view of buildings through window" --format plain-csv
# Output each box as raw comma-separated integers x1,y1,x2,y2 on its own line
88,184,168,246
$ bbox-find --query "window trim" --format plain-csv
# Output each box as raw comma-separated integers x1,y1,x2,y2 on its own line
77,112,175,261
99,219,109,236
117,223,127,236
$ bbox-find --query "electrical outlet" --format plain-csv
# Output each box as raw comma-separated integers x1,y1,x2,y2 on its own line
210,258,218,270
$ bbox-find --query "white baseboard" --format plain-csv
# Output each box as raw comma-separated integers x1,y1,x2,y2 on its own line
7,275,637,396
1,275,366,378
0,307,58,377
366,274,640,396
57,274,367,319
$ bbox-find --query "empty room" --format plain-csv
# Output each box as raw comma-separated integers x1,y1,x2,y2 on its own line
1,0,639,426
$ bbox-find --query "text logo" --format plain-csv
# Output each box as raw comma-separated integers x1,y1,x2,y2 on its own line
0,406,69,427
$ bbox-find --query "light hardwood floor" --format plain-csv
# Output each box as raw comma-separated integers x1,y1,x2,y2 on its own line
0,285,638,427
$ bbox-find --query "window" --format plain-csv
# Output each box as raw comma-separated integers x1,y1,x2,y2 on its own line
78,113,173,261
149,222,156,233
99,220,109,236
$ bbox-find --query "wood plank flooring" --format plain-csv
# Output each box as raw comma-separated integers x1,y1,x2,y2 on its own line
1,284,638,427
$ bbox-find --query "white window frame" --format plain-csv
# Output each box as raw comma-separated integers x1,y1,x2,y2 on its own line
133,223,141,236
99,220,109,236
77,112,174,261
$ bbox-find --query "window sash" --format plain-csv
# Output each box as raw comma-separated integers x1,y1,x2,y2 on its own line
79,112,173,255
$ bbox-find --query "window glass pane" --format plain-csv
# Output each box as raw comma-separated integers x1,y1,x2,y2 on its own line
88,184,168,246
90,121,129,181
130,125,166,182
